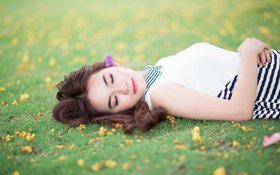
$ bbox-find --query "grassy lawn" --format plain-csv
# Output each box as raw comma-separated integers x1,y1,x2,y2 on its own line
1,0,280,174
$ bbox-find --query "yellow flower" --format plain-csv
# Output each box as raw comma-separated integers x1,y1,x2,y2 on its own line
166,115,172,120
223,153,229,159
124,139,133,145
49,58,56,66
192,126,200,133
191,126,202,144
90,50,97,57
245,144,252,149
114,123,123,130
213,166,226,175
2,134,12,142
241,126,249,132
259,27,272,36
45,77,52,83
231,122,241,127
166,115,176,127
103,159,117,168
241,126,252,132
107,131,113,135
20,131,27,138
0,87,5,92
88,137,103,143
59,155,66,160
56,145,65,149
75,42,84,50
21,146,32,154
130,154,137,160
68,144,75,150
143,159,150,164
192,132,202,144
1,101,7,105
232,141,240,147
77,159,85,167
122,163,130,170
178,155,185,161
12,100,18,105
22,51,29,62
91,163,102,172
268,127,274,131
37,112,44,117
79,124,86,130
216,152,222,157
98,127,107,136
50,128,55,133
15,131,20,137
175,143,186,150
26,133,35,141
20,93,29,102
12,170,20,175
200,146,206,152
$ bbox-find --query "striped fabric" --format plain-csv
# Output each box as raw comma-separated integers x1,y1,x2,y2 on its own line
143,66,162,96
217,50,280,119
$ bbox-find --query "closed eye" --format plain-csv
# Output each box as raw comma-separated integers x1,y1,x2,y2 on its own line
110,73,114,84
115,95,118,106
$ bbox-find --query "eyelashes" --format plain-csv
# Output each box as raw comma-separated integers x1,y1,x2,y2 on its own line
110,73,118,107
115,95,118,106
110,73,114,84
105,73,119,109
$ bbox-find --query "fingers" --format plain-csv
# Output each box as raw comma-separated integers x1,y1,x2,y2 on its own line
260,51,266,66
257,55,261,66
258,49,272,66
269,49,273,56
264,49,271,62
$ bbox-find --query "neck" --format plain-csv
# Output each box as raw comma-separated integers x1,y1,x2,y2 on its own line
137,69,149,79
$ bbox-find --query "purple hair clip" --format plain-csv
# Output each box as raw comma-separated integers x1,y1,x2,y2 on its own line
104,55,117,67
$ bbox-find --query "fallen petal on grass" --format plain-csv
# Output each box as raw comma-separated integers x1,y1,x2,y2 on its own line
213,166,226,175
20,93,29,102
21,146,32,154
263,132,280,147
77,159,85,167
191,126,203,144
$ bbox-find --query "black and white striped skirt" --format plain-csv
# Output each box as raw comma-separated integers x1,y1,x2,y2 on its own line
217,50,280,119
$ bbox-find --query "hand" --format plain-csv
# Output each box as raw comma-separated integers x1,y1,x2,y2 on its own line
257,48,273,66
237,38,270,56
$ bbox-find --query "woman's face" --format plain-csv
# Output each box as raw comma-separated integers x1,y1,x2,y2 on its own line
87,66,146,113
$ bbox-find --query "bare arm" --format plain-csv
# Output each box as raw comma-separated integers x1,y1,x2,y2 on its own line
151,38,270,121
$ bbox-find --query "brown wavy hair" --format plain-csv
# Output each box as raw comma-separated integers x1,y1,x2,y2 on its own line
52,61,167,134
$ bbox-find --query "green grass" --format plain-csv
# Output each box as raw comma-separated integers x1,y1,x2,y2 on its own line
1,0,280,174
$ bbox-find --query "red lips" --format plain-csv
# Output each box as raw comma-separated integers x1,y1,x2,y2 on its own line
132,78,137,94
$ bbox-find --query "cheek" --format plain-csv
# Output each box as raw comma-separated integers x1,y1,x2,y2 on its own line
121,95,136,109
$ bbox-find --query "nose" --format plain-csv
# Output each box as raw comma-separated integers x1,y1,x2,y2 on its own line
112,82,129,95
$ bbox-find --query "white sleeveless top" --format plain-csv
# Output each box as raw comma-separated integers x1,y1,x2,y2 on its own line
144,42,241,108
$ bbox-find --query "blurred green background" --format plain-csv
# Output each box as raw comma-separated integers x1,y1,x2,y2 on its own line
0,0,280,175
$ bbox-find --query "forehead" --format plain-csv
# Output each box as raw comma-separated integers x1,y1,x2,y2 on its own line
86,68,109,112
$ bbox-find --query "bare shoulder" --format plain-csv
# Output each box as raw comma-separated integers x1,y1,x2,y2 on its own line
150,82,182,108
150,81,250,121
150,82,193,110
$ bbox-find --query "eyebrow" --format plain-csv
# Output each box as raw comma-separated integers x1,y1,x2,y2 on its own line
110,73,114,84
102,74,108,86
